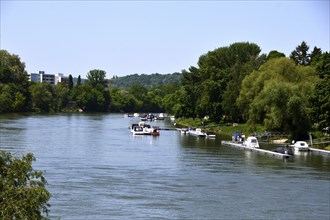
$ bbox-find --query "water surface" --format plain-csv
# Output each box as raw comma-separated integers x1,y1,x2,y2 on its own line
1,113,329,219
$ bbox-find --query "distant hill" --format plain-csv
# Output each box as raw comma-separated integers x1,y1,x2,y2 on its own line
110,72,182,89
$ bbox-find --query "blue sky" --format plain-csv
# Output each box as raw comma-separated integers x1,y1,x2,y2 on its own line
1,1,329,78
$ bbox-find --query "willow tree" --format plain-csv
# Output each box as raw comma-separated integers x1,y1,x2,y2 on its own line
237,57,318,140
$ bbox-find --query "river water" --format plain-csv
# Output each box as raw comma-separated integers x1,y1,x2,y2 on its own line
0,113,329,220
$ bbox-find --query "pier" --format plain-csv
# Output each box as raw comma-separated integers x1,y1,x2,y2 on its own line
221,141,292,159
309,148,330,156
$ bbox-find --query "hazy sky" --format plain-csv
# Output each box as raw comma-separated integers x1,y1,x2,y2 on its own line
1,1,329,78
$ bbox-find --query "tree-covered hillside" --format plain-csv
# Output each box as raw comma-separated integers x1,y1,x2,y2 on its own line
110,72,182,89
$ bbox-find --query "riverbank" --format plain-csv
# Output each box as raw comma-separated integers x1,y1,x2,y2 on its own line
175,118,262,137
175,118,330,151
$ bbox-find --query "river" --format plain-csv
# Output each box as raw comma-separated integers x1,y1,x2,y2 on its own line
0,113,329,219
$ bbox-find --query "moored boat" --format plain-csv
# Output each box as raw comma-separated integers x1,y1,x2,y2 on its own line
189,128,206,137
243,136,259,148
288,141,310,155
131,126,144,135
205,131,216,138
156,113,165,120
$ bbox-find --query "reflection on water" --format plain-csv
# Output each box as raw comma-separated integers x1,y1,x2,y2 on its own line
0,113,329,219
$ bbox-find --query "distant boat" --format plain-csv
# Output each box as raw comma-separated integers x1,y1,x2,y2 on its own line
288,141,310,155
131,121,160,136
189,128,206,137
205,131,216,138
156,113,165,120
131,126,144,135
180,128,189,134
243,136,259,148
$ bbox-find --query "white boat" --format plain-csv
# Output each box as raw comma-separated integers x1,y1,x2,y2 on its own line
180,128,189,134
130,123,139,132
288,141,309,154
131,126,144,135
243,136,259,148
156,113,165,120
133,113,140,117
205,131,216,138
189,128,206,137
143,127,160,136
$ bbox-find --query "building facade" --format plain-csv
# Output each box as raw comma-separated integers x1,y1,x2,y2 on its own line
29,71,67,85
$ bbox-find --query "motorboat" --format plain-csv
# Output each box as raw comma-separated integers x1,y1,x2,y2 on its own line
288,141,310,154
205,131,216,138
130,123,139,132
156,113,165,120
144,127,160,136
243,136,259,148
180,128,189,134
131,126,144,135
132,121,160,136
189,128,206,137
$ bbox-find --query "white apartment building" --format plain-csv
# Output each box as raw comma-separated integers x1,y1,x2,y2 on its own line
29,71,66,85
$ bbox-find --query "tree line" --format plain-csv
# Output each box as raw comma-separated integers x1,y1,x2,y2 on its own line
1,41,329,139
111,72,182,89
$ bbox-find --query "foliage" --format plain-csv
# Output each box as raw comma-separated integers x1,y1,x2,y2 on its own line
237,57,317,139
109,88,141,112
179,42,263,122
0,50,30,112
267,50,286,60
86,69,108,88
68,74,73,90
76,84,110,112
290,41,322,66
111,72,182,89
29,83,55,112
308,52,330,130
0,151,51,219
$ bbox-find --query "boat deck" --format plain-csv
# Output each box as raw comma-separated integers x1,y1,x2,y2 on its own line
221,141,292,159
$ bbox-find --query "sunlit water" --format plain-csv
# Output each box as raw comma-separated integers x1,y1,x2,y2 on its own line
1,113,329,219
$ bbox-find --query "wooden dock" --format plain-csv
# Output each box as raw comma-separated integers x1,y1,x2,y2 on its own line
221,141,292,159
309,148,330,156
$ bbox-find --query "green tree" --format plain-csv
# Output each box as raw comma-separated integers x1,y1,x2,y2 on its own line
290,41,310,65
76,84,109,112
77,75,81,86
0,84,13,112
0,50,30,112
86,69,108,88
68,74,73,90
310,47,323,66
267,50,286,60
0,151,51,219
237,57,317,139
180,42,262,122
30,83,55,112
54,83,70,111
109,88,141,112
309,52,330,129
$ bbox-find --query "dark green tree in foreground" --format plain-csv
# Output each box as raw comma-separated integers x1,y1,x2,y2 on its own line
0,151,51,219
